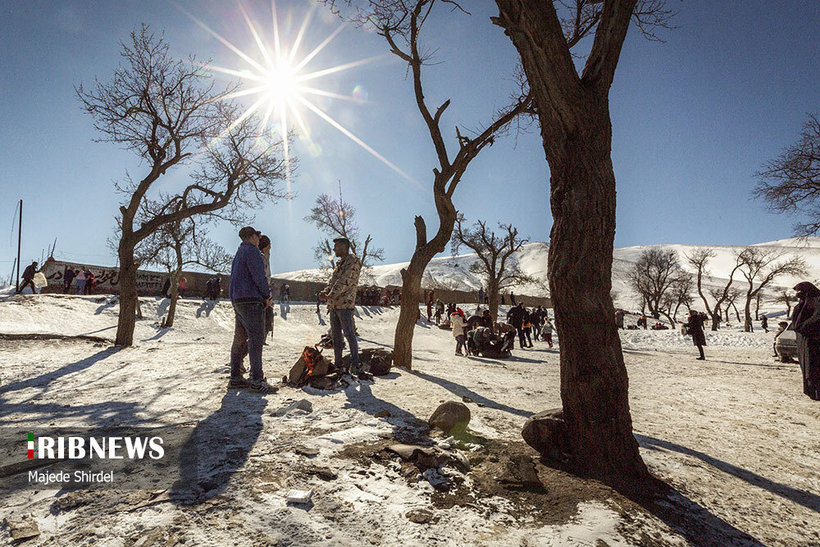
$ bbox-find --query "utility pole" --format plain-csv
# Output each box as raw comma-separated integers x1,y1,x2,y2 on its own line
15,199,22,293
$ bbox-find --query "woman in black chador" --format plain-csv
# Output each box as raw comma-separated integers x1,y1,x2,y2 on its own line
791,281,820,400
686,309,707,360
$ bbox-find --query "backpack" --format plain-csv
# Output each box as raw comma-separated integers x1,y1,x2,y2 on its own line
288,346,331,386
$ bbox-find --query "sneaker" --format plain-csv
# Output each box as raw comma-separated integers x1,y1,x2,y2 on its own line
249,379,278,394
228,377,250,389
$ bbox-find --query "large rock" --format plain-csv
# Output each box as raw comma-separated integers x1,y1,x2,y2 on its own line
428,401,471,435
521,408,570,461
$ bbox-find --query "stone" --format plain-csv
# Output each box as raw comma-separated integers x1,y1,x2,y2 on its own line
406,509,434,524
4,516,40,541
374,410,391,418
387,444,449,469
461,396,474,403
428,401,471,435
521,408,570,461
295,446,320,457
273,399,313,417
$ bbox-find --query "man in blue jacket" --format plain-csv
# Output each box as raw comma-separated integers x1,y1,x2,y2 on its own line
229,226,275,393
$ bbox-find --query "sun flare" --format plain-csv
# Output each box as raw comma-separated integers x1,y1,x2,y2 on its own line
176,0,417,192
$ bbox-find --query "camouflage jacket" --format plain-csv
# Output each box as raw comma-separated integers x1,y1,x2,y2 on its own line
326,254,361,309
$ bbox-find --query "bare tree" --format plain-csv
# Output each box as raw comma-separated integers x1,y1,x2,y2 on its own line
663,272,694,325
773,287,795,317
706,254,744,331
141,219,231,327
754,114,820,236
491,0,674,480
684,248,716,319
451,215,533,321
325,0,532,369
78,27,289,346
736,247,806,332
628,249,685,320
305,182,384,274
725,287,742,323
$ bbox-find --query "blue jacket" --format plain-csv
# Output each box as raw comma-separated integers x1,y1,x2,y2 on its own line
229,242,271,301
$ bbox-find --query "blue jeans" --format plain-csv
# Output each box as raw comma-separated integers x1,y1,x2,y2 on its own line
231,300,265,382
330,308,359,371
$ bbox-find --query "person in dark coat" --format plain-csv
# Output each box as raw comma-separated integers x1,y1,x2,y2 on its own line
760,315,768,333
507,302,526,349
791,281,820,400
686,309,707,360
63,266,76,294
17,261,38,294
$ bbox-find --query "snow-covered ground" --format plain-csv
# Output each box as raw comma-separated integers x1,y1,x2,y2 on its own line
0,294,818,545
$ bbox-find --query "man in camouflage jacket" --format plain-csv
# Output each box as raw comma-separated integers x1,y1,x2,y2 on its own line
323,237,362,373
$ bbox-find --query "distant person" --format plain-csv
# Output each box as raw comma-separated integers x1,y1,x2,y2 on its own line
543,318,554,348
712,312,721,330
228,226,275,394
760,315,768,333
773,321,789,358
161,277,171,298
510,291,516,306
477,287,484,306
322,237,365,378
507,302,526,349
791,282,820,400
16,261,38,294
74,268,87,295
426,291,433,322
177,275,187,298
258,235,274,342
501,294,505,306
451,308,467,356
83,269,95,295
62,266,76,294
686,309,707,360
434,299,444,325
522,308,534,348
615,309,625,329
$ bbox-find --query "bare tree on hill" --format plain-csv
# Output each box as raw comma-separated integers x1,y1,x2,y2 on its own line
628,249,686,320
324,0,532,370
754,114,820,236
684,248,716,317
451,215,534,321
736,247,806,332
773,287,795,318
79,27,290,346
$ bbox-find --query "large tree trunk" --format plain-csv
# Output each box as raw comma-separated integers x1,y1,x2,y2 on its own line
743,292,753,332
546,121,648,480
115,238,138,347
165,269,182,328
394,200,456,369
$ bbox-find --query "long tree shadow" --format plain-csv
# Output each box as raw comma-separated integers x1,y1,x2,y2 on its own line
637,434,820,512
170,390,268,505
0,347,116,399
407,369,533,418
341,379,429,444
616,474,766,546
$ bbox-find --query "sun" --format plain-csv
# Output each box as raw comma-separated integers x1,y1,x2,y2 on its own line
175,0,418,191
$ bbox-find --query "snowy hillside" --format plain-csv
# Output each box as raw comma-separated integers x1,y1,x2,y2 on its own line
277,237,820,311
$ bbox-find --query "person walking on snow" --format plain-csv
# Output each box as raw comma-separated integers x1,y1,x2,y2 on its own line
63,266,75,294
543,318,554,348
791,281,820,400
258,235,274,343
761,315,768,333
17,261,38,294
686,309,707,360
322,237,366,379
451,307,467,356
228,226,275,394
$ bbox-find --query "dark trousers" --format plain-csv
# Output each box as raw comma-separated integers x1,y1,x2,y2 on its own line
516,326,526,348
17,279,35,294
231,300,265,382
455,334,466,355
330,308,359,370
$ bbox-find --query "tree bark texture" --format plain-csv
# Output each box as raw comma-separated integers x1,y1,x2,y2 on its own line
394,189,456,369
115,239,138,347
495,0,647,480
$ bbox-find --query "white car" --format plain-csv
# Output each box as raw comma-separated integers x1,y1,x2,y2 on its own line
774,323,797,362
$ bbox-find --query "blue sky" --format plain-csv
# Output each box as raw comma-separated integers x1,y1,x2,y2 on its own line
1,1,818,278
